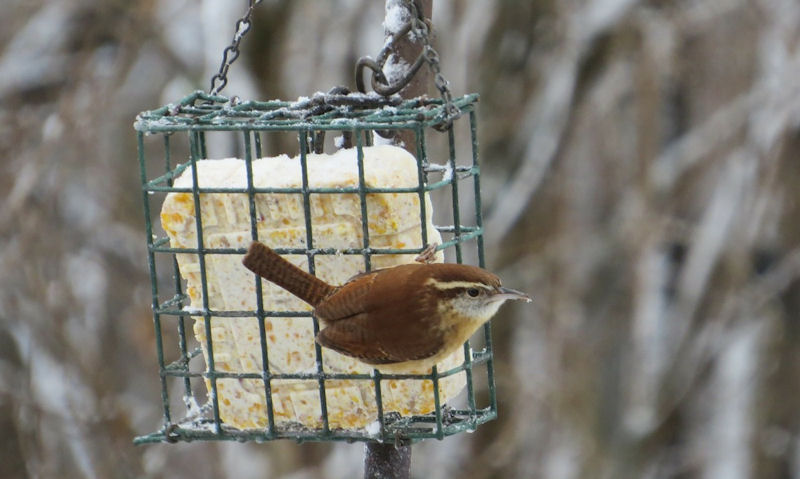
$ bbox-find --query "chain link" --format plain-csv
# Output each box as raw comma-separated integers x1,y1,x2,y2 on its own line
355,0,461,130
208,0,459,127
209,0,260,97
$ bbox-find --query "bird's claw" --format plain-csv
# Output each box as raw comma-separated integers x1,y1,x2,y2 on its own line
414,243,439,264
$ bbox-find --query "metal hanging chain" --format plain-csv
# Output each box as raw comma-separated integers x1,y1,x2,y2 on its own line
355,0,461,130
209,0,260,97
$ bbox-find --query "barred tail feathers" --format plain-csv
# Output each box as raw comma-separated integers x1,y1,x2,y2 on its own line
242,242,335,307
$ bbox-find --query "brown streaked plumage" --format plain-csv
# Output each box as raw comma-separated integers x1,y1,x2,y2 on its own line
242,242,335,306
242,242,531,372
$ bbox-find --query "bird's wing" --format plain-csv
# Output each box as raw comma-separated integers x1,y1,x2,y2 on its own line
316,313,444,365
315,263,445,364
313,271,379,322
342,268,387,284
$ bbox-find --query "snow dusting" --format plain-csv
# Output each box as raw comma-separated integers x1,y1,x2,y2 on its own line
365,420,382,436
426,162,453,182
383,0,409,35
182,305,204,314
383,54,410,84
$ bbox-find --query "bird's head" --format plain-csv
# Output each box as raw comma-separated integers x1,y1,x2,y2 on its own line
425,264,531,325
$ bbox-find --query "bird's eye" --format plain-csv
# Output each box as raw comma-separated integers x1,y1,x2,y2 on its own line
467,288,480,297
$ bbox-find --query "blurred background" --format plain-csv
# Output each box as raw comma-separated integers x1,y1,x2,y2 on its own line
2,0,800,478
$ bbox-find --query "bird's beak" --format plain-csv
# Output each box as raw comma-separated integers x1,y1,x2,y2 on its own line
492,287,532,303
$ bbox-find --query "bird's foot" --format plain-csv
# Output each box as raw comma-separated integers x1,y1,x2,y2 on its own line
414,243,439,264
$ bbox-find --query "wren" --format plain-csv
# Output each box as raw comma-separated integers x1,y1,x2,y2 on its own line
242,242,531,372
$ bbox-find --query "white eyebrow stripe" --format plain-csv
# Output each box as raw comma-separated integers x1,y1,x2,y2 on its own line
427,280,493,290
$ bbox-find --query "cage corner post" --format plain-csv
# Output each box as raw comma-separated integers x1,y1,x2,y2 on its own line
363,1,432,478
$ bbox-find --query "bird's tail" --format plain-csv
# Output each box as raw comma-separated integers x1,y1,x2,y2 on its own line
242,242,336,307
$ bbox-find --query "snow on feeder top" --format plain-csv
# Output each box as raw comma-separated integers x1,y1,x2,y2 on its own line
134,0,496,447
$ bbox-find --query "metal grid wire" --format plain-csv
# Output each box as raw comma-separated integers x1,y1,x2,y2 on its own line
134,90,495,444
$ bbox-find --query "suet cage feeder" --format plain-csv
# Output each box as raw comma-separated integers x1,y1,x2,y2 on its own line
133,90,498,446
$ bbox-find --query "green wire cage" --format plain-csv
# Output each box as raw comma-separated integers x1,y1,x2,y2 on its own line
133,89,496,445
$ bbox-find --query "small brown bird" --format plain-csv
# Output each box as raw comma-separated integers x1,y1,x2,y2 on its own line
242,242,531,372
